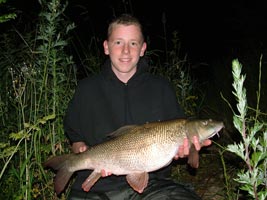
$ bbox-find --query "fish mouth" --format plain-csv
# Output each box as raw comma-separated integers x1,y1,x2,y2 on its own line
209,124,224,138
209,130,220,138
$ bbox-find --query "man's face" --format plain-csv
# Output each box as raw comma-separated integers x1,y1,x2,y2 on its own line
103,24,147,82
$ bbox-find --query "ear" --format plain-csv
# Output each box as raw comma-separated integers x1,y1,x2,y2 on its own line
140,42,147,57
103,40,109,55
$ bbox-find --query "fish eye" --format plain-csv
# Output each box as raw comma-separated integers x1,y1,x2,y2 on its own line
202,120,208,126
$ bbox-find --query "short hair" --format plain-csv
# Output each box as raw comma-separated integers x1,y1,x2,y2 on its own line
107,14,144,42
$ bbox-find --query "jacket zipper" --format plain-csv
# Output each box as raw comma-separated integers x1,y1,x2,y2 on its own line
124,83,128,124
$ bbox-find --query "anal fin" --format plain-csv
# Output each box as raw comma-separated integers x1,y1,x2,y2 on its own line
126,172,149,193
82,171,102,192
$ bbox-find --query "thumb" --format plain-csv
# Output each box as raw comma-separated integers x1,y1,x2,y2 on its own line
79,145,88,153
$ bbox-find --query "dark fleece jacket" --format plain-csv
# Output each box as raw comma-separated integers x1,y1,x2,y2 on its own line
64,57,184,192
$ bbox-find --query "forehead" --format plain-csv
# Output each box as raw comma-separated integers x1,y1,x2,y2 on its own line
108,24,143,41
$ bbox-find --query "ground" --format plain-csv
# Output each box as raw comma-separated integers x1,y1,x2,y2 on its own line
171,145,239,200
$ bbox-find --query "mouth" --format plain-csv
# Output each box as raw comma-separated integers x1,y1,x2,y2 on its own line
120,58,131,63
210,124,224,138
209,131,220,138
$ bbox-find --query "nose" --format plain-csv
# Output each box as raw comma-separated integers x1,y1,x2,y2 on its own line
122,44,129,54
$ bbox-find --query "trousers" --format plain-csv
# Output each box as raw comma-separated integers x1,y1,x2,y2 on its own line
67,178,202,200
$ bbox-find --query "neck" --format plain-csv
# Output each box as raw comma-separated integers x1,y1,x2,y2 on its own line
111,67,137,83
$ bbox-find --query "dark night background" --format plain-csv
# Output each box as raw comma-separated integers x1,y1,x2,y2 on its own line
3,0,267,120
7,0,267,63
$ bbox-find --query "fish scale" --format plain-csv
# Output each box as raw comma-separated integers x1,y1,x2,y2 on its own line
44,118,224,195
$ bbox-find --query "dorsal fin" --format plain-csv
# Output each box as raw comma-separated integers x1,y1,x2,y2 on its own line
107,125,138,138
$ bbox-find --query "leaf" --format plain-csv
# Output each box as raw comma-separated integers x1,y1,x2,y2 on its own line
0,13,17,23
43,113,56,121
227,143,246,161
233,115,242,133
24,123,31,128
0,142,9,149
9,130,25,140
0,146,17,159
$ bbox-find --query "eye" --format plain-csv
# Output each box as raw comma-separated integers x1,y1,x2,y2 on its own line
115,41,121,45
202,120,208,126
130,41,138,46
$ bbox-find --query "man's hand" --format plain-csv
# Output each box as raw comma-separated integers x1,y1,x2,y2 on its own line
173,136,212,162
72,142,111,177
72,141,88,153
173,138,189,159
101,169,112,177
192,136,212,151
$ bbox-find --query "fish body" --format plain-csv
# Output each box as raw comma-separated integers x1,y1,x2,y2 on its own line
44,118,224,195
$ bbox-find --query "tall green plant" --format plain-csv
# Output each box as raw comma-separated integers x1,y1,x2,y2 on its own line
226,59,267,199
0,0,76,199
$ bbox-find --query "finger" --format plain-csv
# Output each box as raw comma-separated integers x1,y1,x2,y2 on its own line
183,138,189,156
101,169,112,177
178,145,185,158
79,145,88,153
101,169,107,177
202,139,212,147
174,154,179,160
193,136,201,151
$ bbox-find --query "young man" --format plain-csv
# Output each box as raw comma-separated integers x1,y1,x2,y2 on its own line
64,13,210,200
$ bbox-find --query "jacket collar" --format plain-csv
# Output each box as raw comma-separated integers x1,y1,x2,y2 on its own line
101,57,150,85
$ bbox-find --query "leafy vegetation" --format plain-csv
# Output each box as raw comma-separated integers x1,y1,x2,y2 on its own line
225,59,267,200
0,0,75,199
0,0,16,23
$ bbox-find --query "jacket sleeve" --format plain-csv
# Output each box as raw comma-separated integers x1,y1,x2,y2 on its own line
63,84,86,144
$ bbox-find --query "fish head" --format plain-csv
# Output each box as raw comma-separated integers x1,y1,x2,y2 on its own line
186,119,224,142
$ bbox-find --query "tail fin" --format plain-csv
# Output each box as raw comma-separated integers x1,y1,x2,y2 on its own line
44,155,74,195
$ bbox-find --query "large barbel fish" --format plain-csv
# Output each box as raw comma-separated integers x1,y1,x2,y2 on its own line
44,118,224,195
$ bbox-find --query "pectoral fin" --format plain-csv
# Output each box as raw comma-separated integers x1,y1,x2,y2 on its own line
126,172,149,193
82,171,102,192
187,145,199,168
